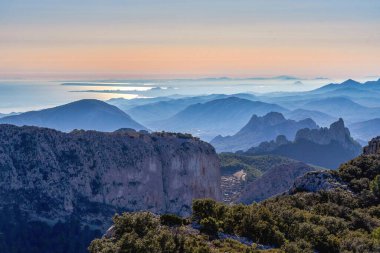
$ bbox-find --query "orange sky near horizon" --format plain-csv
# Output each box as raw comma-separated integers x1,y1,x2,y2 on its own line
2,44,379,79
1,0,380,80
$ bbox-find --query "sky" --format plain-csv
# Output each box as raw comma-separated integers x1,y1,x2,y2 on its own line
1,0,380,79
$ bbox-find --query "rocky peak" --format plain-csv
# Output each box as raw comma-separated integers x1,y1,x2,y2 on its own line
275,135,289,146
363,136,380,155
262,112,286,125
341,79,361,86
244,112,286,129
295,118,359,151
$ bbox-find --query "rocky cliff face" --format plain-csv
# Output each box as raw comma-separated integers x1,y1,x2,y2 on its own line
0,124,221,229
289,171,348,194
239,162,317,204
363,136,380,155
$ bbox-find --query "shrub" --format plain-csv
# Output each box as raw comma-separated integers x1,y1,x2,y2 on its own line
160,214,183,227
200,217,219,236
192,199,217,222
370,175,380,198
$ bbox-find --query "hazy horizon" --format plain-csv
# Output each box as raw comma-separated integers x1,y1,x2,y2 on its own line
0,75,379,114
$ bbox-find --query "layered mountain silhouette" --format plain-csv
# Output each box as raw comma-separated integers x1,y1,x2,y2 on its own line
284,109,336,127
245,119,362,169
211,112,317,152
124,93,258,127
311,78,380,94
152,97,287,140
349,118,380,142
0,112,18,118
0,99,146,132
301,97,380,122
258,79,380,119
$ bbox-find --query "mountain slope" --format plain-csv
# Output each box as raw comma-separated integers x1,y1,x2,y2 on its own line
0,99,146,132
126,93,259,127
284,109,336,127
125,94,229,125
153,97,288,141
239,161,317,204
302,97,380,122
349,118,380,142
211,112,317,152
219,153,318,203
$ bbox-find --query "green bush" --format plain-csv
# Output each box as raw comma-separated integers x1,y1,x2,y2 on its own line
160,214,184,227
200,217,219,236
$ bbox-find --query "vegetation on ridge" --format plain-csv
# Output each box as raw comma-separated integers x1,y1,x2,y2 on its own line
89,154,380,253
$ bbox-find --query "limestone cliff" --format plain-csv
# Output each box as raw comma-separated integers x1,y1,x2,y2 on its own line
0,124,221,229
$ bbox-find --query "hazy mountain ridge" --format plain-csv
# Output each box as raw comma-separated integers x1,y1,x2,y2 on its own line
0,112,19,118
124,94,257,126
284,109,337,127
152,97,288,141
211,112,318,152
0,99,147,132
311,78,380,93
349,118,380,142
255,79,380,122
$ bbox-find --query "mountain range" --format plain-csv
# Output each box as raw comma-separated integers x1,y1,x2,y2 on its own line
3,77,380,253
152,97,287,140
0,99,147,132
211,112,318,152
119,93,258,127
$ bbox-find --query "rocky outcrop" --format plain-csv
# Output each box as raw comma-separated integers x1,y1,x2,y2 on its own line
289,171,348,194
363,136,380,155
0,124,221,229
239,162,317,204
247,135,291,154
